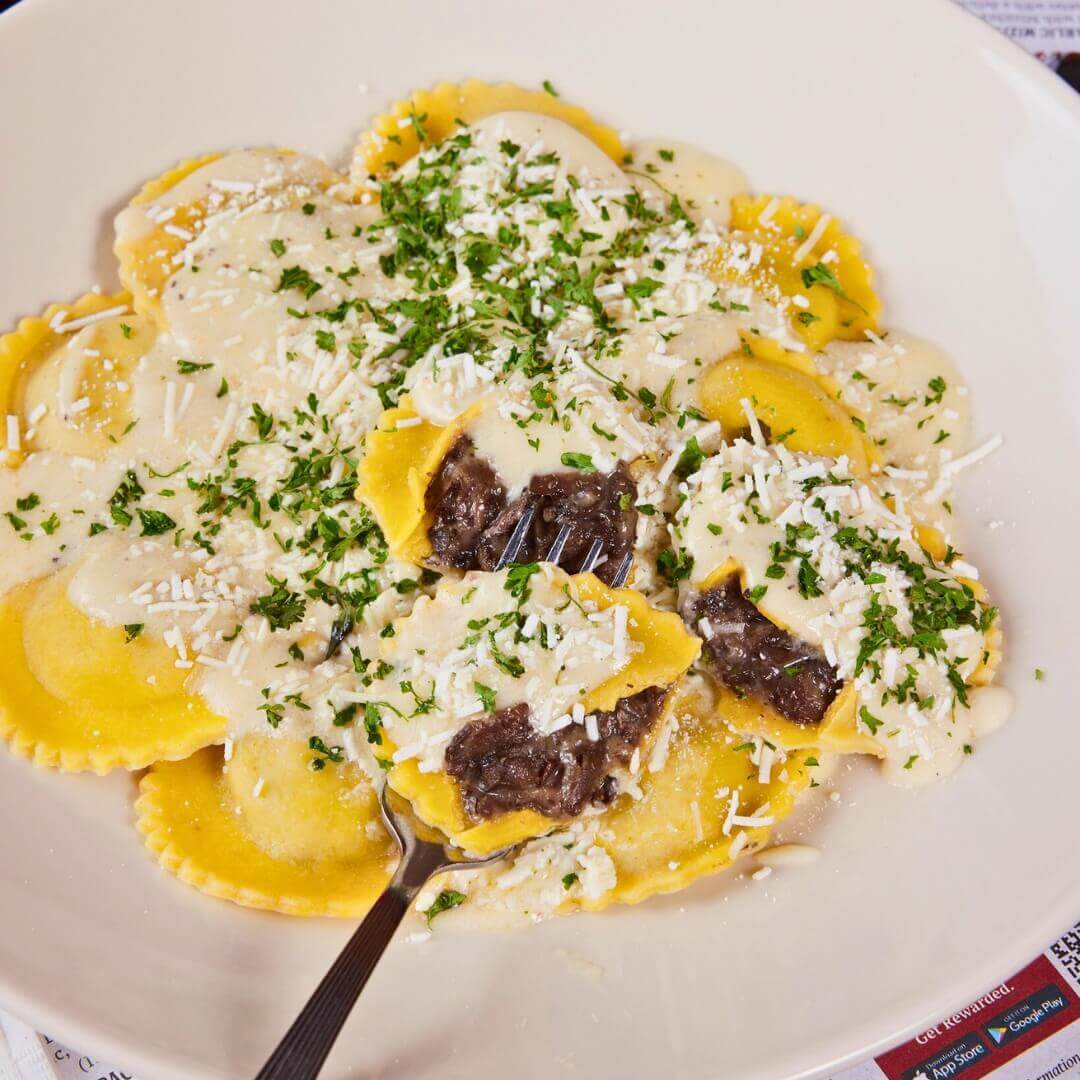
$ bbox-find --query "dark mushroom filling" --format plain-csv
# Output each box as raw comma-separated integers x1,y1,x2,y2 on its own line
444,685,668,821
691,573,842,726
425,435,637,585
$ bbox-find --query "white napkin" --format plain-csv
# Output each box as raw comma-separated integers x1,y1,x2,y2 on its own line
0,1011,133,1080
0,1013,55,1080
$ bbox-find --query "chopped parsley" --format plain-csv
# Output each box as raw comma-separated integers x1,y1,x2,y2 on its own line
137,508,176,536
309,735,344,768
800,261,866,313
859,706,883,735
560,451,596,471
674,435,705,479
250,575,306,630
176,359,213,375
363,703,384,745
423,889,466,926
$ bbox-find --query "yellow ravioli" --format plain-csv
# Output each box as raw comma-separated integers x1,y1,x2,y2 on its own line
713,194,881,348
910,525,1000,684
912,523,1001,683
574,575,701,712
136,736,395,917
353,80,625,183
115,154,221,324
711,682,880,758
699,341,877,474
0,292,146,464
572,692,815,909
382,573,701,856
696,564,882,758
0,568,225,772
385,761,555,857
116,149,352,327
355,395,482,564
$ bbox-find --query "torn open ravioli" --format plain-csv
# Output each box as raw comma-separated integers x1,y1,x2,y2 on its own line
687,565,878,757
0,567,225,772
711,194,881,349
352,80,625,183
373,567,699,855
0,292,146,463
675,440,1000,781
447,689,816,915
357,398,638,584
136,735,395,917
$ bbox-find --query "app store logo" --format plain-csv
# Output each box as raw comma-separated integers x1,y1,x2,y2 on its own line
902,1033,988,1079
981,983,1068,1050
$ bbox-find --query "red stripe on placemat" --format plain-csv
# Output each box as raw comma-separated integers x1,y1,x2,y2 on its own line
874,955,1080,1080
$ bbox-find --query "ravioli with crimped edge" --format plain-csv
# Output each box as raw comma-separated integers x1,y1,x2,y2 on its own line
0,81,1008,926
370,564,699,855
352,79,625,183
672,436,1001,782
136,735,395,917
711,193,881,349
0,291,146,465
0,567,225,772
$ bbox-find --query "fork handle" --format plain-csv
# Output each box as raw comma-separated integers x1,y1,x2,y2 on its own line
255,883,412,1080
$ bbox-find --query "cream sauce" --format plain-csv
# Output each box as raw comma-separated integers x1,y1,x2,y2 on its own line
629,138,749,229
0,112,1006,811
374,567,636,771
612,310,742,411
818,332,974,538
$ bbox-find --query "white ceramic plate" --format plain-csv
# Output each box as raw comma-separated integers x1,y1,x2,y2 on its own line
1,0,1078,1076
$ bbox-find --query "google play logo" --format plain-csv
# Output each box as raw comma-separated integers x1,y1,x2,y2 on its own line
987,1025,1008,1045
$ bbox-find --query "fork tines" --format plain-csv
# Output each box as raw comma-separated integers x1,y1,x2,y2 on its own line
495,511,632,587
493,505,537,570
609,550,633,588
544,522,572,565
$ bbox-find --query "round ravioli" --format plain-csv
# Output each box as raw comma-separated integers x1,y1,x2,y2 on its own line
352,80,626,183
712,194,881,349
114,154,220,324
136,735,396,917
0,567,225,772
114,149,353,326
698,336,877,474
0,292,146,464
570,693,815,909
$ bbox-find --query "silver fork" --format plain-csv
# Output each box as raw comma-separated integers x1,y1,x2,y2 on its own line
256,519,630,1080
255,786,512,1080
